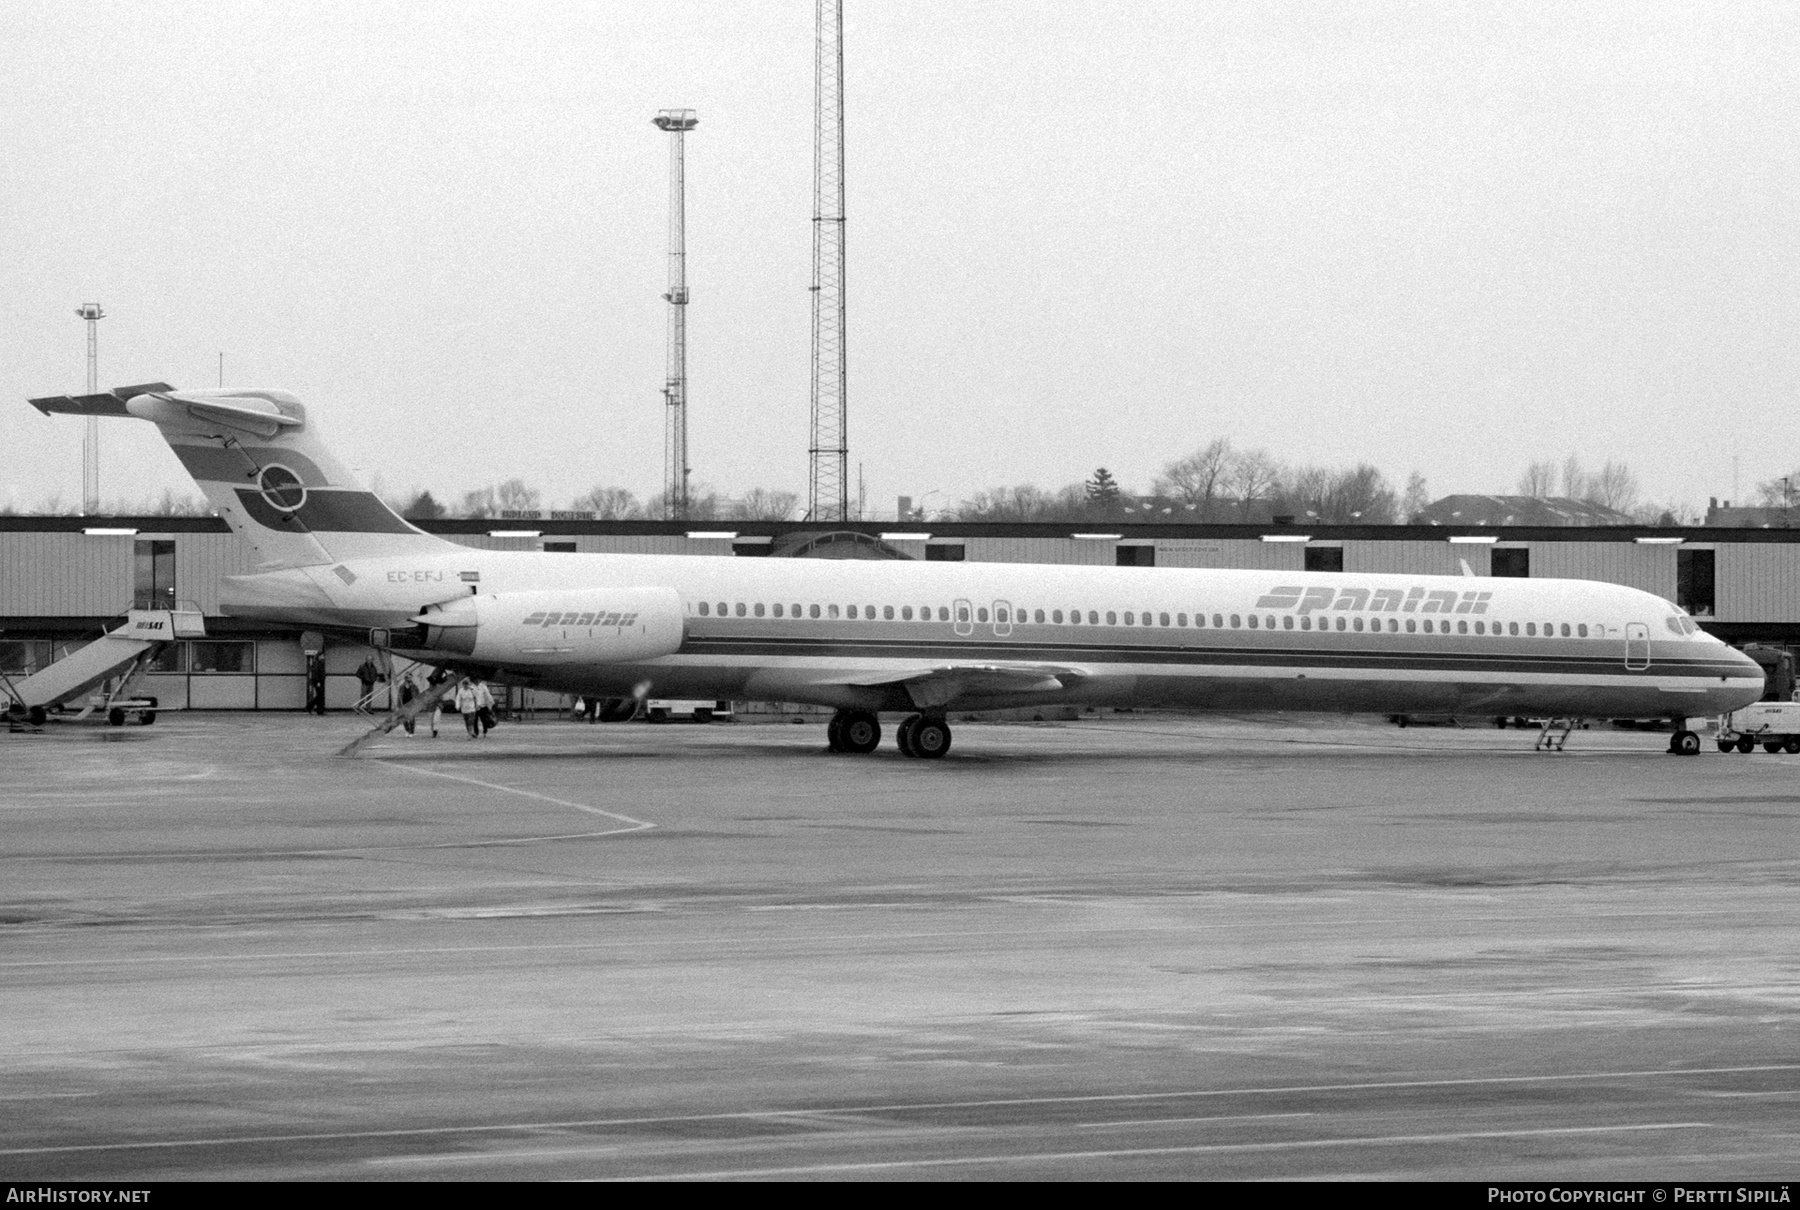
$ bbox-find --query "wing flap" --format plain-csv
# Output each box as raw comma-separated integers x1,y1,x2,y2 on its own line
837,662,1089,709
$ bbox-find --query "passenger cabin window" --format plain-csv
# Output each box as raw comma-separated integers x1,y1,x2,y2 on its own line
1106,611,1117,625
829,605,840,618
1230,615,1240,628
735,603,746,617
698,601,710,616
884,606,895,620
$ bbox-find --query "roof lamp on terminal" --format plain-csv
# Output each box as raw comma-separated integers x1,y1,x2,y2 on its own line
685,531,738,540
82,527,138,536
1260,534,1311,543
1071,533,1124,540
879,533,931,541
1448,535,1498,544
1634,537,1685,545
488,529,541,539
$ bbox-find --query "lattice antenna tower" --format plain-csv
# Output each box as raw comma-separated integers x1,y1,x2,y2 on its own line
808,0,847,521
75,303,104,514
654,109,698,519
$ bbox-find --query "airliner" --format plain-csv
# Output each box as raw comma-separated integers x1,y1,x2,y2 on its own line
29,384,1764,757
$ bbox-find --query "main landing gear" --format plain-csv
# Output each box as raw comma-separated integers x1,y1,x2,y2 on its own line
895,713,952,760
826,709,881,754
1668,728,1701,756
825,709,953,759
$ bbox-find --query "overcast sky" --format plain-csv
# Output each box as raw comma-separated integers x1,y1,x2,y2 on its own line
5,1,1798,517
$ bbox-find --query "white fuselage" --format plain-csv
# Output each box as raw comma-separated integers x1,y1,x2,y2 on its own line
222,548,1766,720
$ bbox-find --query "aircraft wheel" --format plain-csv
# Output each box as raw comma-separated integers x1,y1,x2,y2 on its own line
107,707,126,727
895,714,920,757
27,706,46,727
839,710,881,754
1737,738,1756,754
826,711,846,752
1671,730,1701,756
911,718,952,759
596,698,638,723
140,711,156,726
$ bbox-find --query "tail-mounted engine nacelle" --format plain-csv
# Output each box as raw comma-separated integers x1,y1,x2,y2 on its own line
411,587,685,664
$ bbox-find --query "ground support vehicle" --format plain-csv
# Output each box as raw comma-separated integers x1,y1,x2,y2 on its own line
1715,702,1800,754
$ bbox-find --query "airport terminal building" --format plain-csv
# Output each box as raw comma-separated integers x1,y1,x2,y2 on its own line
4,515,1799,711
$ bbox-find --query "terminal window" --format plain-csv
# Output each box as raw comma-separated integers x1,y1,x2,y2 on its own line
1676,548,1715,617
1491,548,1529,578
1304,547,1344,573
925,545,965,562
1116,546,1155,567
134,539,176,609
189,641,254,674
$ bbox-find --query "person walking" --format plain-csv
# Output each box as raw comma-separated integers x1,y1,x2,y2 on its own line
398,671,418,736
474,680,497,735
453,678,481,739
426,666,451,737
355,657,380,708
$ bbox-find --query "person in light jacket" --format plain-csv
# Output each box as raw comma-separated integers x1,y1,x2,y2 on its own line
453,678,481,739
474,680,497,735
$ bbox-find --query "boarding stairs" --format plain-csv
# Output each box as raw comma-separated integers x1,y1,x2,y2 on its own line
3,607,205,728
336,673,462,758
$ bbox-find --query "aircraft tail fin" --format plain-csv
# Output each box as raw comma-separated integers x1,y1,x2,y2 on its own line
29,384,456,569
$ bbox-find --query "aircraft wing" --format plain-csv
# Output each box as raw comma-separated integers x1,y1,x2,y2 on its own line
833,662,1090,710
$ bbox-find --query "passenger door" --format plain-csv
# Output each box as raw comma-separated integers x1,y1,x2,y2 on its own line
1625,622,1651,671
992,600,1014,638
953,598,974,637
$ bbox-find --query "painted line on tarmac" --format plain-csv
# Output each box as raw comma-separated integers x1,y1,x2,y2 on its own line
609,1122,1714,1181
376,762,656,839
1071,1111,1315,1129
0,1067,1782,1158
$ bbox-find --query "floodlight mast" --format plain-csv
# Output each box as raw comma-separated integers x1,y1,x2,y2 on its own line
75,303,104,514
808,0,847,521
653,108,698,520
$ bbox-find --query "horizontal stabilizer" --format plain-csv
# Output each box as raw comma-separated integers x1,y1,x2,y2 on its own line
28,382,176,416
153,392,303,438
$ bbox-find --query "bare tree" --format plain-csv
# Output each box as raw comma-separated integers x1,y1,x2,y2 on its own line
644,488,723,520
1560,455,1589,500
955,484,1062,521
1155,439,1234,519
1228,450,1282,519
1586,461,1639,513
495,479,540,512
1401,471,1429,522
1516,461,1558,497
570,486,642,519
729,488,801,521
1755,471,1800,508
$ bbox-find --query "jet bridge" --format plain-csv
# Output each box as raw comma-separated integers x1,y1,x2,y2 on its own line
3,608,206,728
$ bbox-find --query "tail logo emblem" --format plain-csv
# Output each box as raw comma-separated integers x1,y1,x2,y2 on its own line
257,464,308,513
